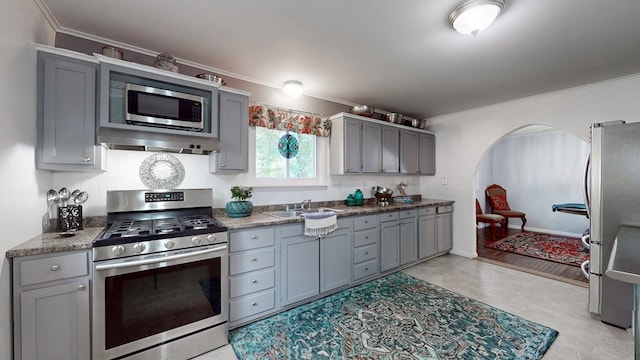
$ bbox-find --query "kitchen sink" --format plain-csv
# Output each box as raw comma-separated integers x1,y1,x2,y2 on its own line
264,207,344,219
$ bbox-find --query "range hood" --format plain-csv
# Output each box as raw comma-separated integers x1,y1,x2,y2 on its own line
97,126,219,155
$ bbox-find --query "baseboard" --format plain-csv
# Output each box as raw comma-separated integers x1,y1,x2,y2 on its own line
506,225,584,238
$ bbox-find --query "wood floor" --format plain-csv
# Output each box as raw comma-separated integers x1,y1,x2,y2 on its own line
475,227,589,287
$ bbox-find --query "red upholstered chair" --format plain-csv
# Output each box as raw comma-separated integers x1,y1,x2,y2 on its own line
476,199,506,241
485,184,527,231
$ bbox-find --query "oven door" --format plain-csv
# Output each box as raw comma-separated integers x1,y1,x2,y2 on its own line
92,244,228,360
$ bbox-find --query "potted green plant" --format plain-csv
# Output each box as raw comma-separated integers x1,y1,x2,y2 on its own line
225,186,254,218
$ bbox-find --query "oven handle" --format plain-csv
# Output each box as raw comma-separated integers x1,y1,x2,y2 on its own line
95,245,227,271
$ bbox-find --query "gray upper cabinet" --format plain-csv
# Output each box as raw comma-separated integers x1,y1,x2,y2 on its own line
12,251,91,360
36,47,104,171
400,130,436,175
330,112,435,175
381,126,400,174
399,130,419,174
210,90,250,172
361,122,382,173
419,133,436,176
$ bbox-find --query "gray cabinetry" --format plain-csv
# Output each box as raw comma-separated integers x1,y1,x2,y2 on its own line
437,206,454,252
12,251,91,360
280,224,320,306
381,126,400,174
36,46,104,171
228,228,277,327
352,215,379,282
418,206,453,259
419,133,436,175
399,210,418,265
320,225,352,293
361,122,382,173
400,130,436,175
379,212,400,272
418,207,438,259
210,89,250,172
330,112,434,175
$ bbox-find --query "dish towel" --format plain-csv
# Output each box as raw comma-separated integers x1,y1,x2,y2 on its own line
302,211,337,238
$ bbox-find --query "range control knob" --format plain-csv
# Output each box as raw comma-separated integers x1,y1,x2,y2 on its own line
164,239,175,249
207,234,217,243
191,236,202,245
112,245,125,256
133,243,146,253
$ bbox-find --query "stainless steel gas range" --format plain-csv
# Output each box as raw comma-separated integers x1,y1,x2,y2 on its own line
92,189,228,360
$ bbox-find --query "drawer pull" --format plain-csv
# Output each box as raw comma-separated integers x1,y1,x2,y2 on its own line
251,280,258,284
251,235,257,239
50,265,60,271
251,257,257,262
365,252,369,255
364,220,368,224
251,302,258,306
365,236,369,240
77,284,86,291
365,267,369,271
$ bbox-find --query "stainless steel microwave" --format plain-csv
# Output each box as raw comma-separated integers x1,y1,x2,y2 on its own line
125,83,204,131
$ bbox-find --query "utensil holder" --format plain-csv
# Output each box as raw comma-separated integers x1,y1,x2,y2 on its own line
57,205,83,232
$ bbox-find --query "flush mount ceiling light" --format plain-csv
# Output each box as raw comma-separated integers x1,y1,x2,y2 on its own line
449,0,506,36
283,80,304,98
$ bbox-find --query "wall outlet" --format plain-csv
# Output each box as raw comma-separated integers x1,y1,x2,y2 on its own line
441,178,448,185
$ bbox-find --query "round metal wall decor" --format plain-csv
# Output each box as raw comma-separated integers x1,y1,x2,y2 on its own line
278,133,299,159
139,153,185,189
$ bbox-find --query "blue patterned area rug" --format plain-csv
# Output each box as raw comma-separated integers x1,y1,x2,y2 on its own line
230,272,558,359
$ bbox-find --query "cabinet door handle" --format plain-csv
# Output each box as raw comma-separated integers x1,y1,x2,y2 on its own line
251,235,257,239
77,284,86,291
83,157,91,162
251,257,257,262
365,236,369,240
365,252,369,255
251,279,258,284
251,302,258,306
220,164,226,168
50,264,60,271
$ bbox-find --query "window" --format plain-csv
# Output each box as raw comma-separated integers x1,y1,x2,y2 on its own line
250,127,327,187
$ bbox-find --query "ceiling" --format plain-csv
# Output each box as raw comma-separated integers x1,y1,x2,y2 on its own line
39,0,640,119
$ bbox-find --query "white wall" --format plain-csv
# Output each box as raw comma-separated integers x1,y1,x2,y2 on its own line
477,129,589,236
0,0,55,357
422,74,640,259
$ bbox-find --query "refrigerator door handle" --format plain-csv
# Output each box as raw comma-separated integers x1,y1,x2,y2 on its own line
583,151,591,219
581,234,590,248
580,260,590,279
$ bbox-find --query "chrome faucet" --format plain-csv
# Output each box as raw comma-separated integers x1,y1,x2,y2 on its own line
300,199,312,210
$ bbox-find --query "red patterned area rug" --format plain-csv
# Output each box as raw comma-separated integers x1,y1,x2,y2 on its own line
485,231,589,267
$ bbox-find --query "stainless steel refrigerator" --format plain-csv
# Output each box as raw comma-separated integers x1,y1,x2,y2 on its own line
587,120,640,328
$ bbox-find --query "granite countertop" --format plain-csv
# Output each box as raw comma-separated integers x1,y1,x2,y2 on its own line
6,198,453,258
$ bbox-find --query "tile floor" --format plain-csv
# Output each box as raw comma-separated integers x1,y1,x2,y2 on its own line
195,254,634,359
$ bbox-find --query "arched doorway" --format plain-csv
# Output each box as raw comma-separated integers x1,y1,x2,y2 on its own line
473,124,590,285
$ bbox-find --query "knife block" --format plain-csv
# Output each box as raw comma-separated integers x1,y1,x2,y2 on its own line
57,205,83,232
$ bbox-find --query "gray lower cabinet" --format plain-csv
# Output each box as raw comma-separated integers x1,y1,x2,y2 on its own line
379,212,400,272
36,47,104,171
210,90,250,172
399,210,418,265
280,224,320,306
437,206,454,252
352,215,379,282
12,250,91,360
228,227,277,327
320,227,352,292
418,207,438,259
418,206,454,259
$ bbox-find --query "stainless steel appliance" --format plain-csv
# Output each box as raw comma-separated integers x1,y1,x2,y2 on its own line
586,120,640,328
125,83,205,131
92,189,228,359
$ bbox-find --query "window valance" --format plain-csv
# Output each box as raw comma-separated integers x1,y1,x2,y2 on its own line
249,105,331,137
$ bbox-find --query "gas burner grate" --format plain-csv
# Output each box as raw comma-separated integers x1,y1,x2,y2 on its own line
105,220,152,239
179,215,219,230
152,218,182,234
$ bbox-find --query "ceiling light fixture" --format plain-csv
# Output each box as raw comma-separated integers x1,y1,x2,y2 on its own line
449,0,506,36
283,80,304,98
